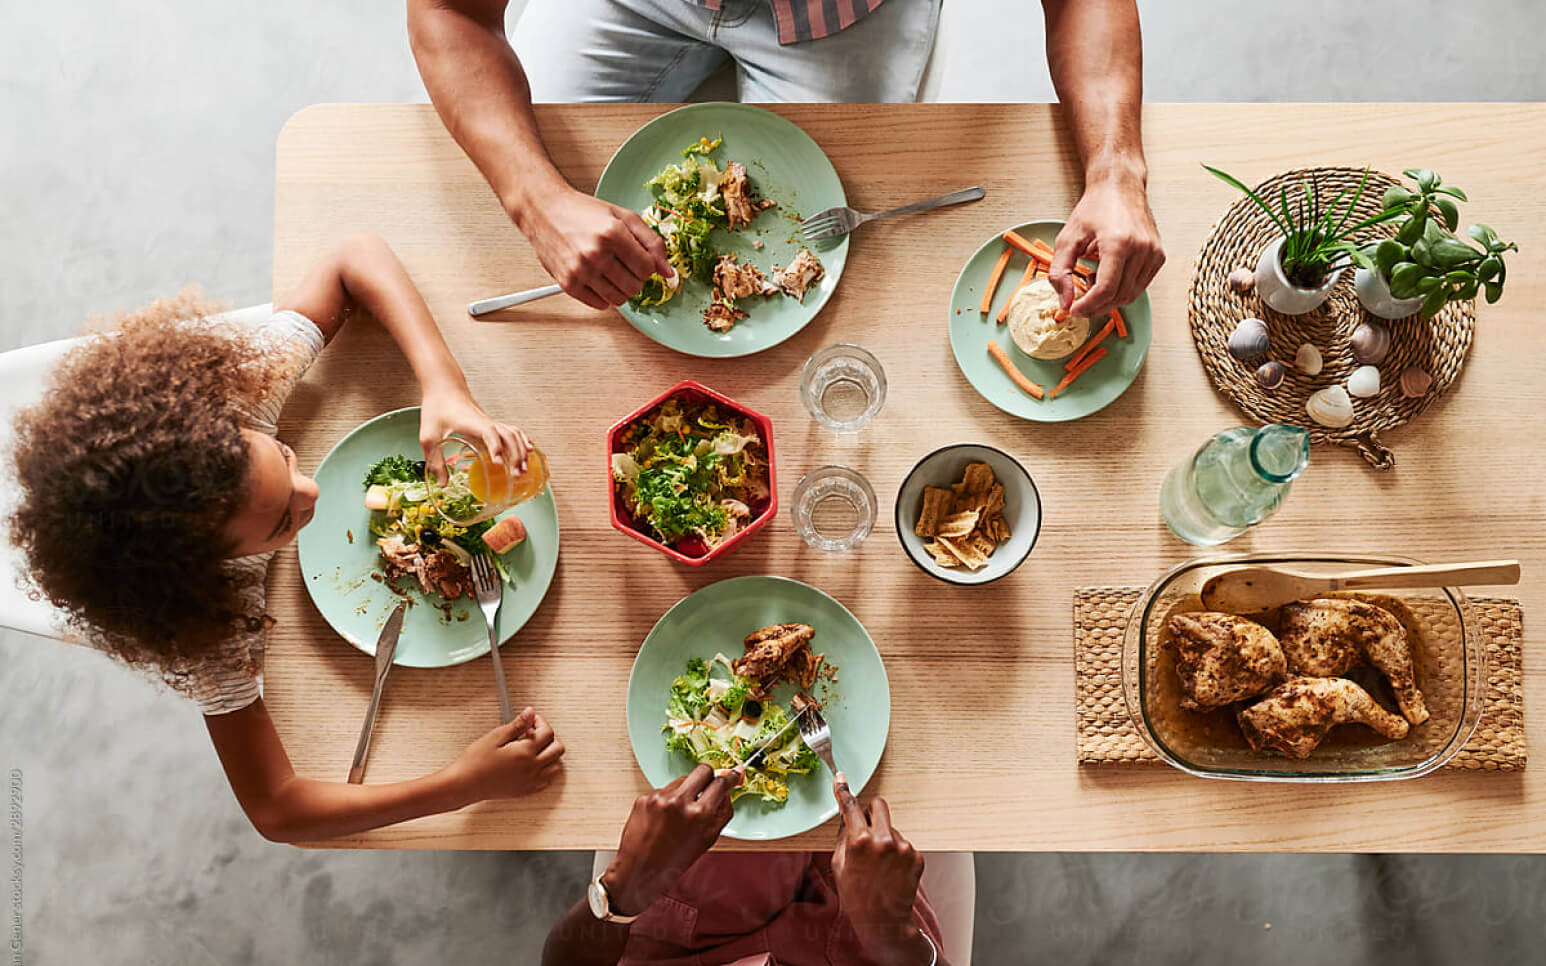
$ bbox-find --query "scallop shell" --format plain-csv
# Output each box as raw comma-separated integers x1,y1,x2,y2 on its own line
1294,342,1323,376
1229,318,1270,363
1351,322,1392,366
1307,385,1355,428
1254,360,1286,390
1347,365,1382,398
1400,366,1433,399
1228,268,1256,296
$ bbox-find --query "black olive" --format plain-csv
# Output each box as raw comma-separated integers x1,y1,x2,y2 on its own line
418,527,442,546
741,699,762,719
412,460,427,477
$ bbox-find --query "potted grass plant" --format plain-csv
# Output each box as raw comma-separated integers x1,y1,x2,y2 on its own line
1351,169,1517,320
1205,166,1402,316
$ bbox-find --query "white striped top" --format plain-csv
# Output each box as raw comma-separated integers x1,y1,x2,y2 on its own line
167,310,324,715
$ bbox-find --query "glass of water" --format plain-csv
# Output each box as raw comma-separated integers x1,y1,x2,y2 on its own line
800,344,886,431
791,465,876,552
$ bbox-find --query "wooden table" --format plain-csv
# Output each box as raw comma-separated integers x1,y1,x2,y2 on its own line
270,103,1544,852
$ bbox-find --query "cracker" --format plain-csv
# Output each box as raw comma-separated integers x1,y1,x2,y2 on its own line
914,486,954,538
967,531,998,560
961,462,995,495
938,535,989,570
938,510,980,539
984,483,1005,517
926,540,962,568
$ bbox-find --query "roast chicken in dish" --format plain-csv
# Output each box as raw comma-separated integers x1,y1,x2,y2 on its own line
1165,611,1287,710
1279,598,1429,725
1237,676,1410,759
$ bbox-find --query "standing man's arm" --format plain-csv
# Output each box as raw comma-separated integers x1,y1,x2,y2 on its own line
1041,0,1164,319
406,0,674,309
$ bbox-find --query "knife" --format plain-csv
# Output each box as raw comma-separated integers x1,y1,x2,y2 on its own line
740,707,809,772
347,602,408,784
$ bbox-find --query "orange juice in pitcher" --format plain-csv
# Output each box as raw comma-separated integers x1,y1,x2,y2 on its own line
427,433,548,525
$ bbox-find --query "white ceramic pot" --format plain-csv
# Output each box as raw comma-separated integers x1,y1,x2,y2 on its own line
1354,266,1425,320
1253,237,1340,315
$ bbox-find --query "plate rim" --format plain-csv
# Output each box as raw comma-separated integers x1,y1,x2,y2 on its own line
595,102,849,359
294,405,561,669
948,218,1152,422
624,573,891,841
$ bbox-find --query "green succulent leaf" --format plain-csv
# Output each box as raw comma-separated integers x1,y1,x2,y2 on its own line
1467,224,1497,248
1421,286,1448,318
1411,239,1434,266
1397,215,1424,245
1389,262,1424,298
1457,279,1480,300
1484,281,1504,304
1416,276,1441,294
1435,185,1468,201
1434,197,1460,231
1431,237,1482,268
1477,256,1501,282
1382,185,1413,210
1413,169,1437,192
1374,239,1406,276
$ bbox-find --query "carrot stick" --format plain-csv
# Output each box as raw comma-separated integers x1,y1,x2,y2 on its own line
1029,238,1056,261
1053,308,1068,322
1066,317,1118,371
996,260,1042,324
987,341,1044,399
979,246,1013,314
1051,346,1108,397
1003,231,1054,265
1113,308,1128,338
1073,262,1096,279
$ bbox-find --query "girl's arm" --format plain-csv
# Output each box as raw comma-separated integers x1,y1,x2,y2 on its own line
205,699,563,843
276,232,530,479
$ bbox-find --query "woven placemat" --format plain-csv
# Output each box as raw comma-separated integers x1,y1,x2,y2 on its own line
1188,166,1477,470
1074,587,1526,771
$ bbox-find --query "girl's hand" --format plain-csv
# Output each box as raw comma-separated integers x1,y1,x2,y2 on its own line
446,709,564,804
418,385,532,484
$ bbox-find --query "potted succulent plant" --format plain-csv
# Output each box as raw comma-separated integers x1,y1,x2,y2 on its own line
1350,169,1517,320
1205,166,1401,316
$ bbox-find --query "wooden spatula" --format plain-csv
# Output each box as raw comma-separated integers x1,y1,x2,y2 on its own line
1200,559,1521,614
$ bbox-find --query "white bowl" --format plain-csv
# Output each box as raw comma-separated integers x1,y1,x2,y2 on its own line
894,443,1042,585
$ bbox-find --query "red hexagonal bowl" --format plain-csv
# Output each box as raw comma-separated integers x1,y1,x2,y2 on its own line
606,380,777,566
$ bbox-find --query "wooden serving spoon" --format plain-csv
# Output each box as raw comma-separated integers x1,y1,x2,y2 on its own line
1200,559,1521,614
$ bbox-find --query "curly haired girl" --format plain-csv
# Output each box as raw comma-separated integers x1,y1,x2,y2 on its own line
9,234,563,841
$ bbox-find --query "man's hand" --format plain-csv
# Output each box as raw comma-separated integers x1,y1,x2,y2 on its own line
445,708,564,804
831,773,933,964
1048,176,1164,320
517,187,676,311
601,765,740,916
418,385,531,484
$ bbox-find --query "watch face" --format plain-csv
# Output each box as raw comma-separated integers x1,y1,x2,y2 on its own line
587,879,608,920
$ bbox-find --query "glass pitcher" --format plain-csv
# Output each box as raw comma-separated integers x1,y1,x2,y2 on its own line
1160,423,1309,547
425,433,549,526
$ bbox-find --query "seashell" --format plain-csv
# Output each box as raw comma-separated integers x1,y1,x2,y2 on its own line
1228,318,1270,363
1347,365,1382,398
1307,385,1355,428
1295,342,1323,376
1350,322,1392,366
1254,360,1286,390
1228,268,1256,296
1400,366,1433,399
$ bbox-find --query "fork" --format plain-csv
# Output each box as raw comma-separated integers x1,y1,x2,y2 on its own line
795,702,837,778
800,186,985,242
469,553,515,723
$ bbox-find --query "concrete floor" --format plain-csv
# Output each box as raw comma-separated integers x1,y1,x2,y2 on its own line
3,1,1545,963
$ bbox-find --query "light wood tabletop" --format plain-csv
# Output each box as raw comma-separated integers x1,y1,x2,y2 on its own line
270,103,1543,852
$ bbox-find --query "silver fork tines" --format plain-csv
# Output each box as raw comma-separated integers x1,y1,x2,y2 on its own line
796,702,836,778
799,185,985,242
469,553,514,723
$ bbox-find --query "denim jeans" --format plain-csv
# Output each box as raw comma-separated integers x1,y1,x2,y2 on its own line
512,0,942,102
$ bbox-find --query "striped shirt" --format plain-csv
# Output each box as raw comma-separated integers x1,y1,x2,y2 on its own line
175,310,325,715
690,0,887,45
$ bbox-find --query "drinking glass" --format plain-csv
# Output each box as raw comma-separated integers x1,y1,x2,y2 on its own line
791,465,876,551
425,433,548,526
800,344,886,431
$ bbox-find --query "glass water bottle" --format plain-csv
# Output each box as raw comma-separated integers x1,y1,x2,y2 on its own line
1160,423,1310,547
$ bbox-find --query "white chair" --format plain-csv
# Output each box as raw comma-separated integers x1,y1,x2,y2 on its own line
0,303,274,640
590,849,975,964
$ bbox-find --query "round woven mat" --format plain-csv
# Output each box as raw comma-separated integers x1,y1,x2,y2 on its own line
1188,166,1476,470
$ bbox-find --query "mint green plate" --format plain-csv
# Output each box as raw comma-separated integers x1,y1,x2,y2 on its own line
295,407,560,669
949,220,1152,421
625,576,889,841
595,103,848,358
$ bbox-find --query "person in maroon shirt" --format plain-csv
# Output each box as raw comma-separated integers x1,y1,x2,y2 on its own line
408,0,1163,321
543,766,953,966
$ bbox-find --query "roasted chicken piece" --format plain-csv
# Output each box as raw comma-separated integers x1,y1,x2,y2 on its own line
772,249,825,302
1165,611,1286,710
701,299,747,333
1280,598,1428,725
376,534,472,600
721,161,775,230
734,622,821,693
712,253,778,301
1238,676,1410,759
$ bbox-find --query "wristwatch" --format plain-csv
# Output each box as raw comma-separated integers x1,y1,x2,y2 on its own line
586,874,641,925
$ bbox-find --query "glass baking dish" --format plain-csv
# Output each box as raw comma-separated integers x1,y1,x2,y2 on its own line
1122,552,1486,782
